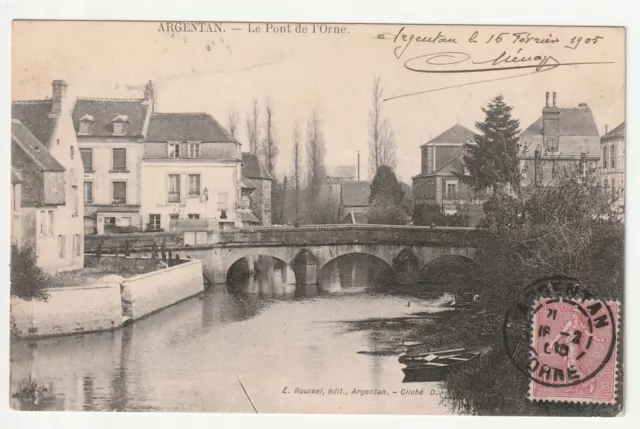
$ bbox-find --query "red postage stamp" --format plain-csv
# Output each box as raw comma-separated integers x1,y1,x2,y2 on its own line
529,298,620,404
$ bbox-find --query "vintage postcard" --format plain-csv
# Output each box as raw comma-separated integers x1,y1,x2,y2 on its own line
9,21,624,416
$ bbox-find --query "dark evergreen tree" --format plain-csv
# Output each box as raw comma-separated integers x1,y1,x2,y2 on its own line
458,95,521,193
369,165,404,206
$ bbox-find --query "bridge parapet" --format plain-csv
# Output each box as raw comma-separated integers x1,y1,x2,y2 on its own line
210,224,485,247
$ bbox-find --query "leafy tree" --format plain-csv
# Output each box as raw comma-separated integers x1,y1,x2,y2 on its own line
458,95,521,193
369,165,404,206
10,245,51,301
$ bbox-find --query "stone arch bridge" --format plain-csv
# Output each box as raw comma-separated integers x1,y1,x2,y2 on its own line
180,225,483,285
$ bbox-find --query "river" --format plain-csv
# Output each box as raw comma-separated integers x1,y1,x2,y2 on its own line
10,255,452,414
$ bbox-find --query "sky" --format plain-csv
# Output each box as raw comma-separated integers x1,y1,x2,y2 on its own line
12,21,625,182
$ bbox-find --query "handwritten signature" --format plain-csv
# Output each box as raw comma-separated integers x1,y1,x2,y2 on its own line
403,51,613,74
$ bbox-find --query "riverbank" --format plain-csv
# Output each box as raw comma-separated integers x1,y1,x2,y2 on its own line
10,259,205,340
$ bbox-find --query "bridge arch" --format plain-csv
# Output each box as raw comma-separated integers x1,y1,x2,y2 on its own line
419,254,477,289
318,252,394,290
226,254,296,288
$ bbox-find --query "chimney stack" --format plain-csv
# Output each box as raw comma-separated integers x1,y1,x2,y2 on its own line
605,124,609,134
357,151,360,181
51,80,68,115
545,92,549,107
542,90,560,152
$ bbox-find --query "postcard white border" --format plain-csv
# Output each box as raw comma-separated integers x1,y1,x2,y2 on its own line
1,0,638,428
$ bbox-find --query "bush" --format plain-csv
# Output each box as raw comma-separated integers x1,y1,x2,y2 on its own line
368,202,406,225
10,245,51,301
413,203,470,227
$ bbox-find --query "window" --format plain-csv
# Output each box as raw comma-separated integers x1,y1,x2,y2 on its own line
611,178,616,195
84,181,93,204
217,192,229,210
48,210,54,235
80,149,93,171
112,181,127,204
188,174,201,196
610,144,616,169
74,234,81,257
170,213,180,221
168,143,180,158
112,148,127,171
79,121,93,135
104,217,116,225
188,214,200,219
220,210,227,220
445,181,458,198
57,235,66,259
149,214,161,231
188,142,200,158
70,146,75,160
602,146,608,169
168,174,181,202
39,211,45,235
113,122,124,136
72,185,78,216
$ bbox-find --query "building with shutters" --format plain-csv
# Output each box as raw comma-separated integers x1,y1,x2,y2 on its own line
12,80,85,272
140,112,243,232
72,94,153,234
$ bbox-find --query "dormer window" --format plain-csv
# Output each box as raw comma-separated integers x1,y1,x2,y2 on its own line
78,114,95,135
168,142,180,158
111,114,129,136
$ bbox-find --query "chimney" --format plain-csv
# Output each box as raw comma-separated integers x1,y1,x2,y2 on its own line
542,91,561,152
51,79,68,115
545,91,549,107
357,151,360,181
144,80,155,112
605,124,609,134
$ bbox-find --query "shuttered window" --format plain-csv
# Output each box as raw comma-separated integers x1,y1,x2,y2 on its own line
112,181,127,204
80,149,93,171
112,148,127,171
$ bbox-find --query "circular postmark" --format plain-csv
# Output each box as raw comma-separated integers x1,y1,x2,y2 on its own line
502,275,617,388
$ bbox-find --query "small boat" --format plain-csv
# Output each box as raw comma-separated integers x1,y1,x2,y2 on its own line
399,347,481,383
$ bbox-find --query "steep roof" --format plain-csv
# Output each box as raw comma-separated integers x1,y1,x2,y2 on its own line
242,152,274,180
602,121,625,140
327,165,356,179
522,106,600,137
341,181,371,207
147,112,234,142
73,98,151,137
237,209,261,224
11,168,23,184
423,124,477,146
11,100,58,147
11,119,65,172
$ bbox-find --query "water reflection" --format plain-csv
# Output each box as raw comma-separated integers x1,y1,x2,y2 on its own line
11,254,449,414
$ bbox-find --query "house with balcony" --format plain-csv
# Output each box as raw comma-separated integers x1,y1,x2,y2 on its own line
519,92,601,188
600,121,625,216
12,80,85,271
140,112,243,234
72,93,153,234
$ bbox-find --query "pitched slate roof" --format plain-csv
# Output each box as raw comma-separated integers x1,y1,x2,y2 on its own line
242,152,274,180
341,181,371,207
327,165,356,179
423,124,477,146
340,211,369,224
11,168,23,184
237,209,261,224
147,112,234,142
522,106,600,137
11,119,65,172
73,98,150,137
11,100,58,147
602,121,625,140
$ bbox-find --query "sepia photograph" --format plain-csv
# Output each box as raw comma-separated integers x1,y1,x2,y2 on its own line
8,19,625,416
